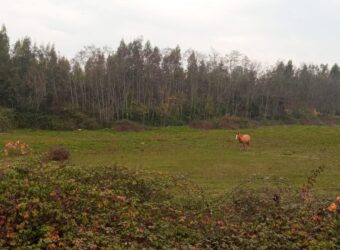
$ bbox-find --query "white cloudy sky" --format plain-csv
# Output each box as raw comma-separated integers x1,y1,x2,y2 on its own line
1,0,339,64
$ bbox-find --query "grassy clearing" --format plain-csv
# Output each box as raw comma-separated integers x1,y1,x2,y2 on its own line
1,125,340,194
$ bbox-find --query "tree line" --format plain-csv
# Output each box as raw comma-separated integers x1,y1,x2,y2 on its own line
1,25,340,127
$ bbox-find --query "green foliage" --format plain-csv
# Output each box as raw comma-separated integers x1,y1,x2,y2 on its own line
59,109,99,130
2,24,340,127
15,112,56,130
0,159,203,249
15,110,99,130
0,25,12,107
0,107,16,132
0,159,338,249
200,180,339,249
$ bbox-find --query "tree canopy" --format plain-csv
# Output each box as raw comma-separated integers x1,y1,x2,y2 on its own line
1,25,340,127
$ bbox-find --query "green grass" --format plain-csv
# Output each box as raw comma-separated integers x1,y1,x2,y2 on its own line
1,125,340,194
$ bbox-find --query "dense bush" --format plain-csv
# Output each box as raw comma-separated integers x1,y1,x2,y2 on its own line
189,114,340,130
15,112,56,130
113,120,144,132
217,115,258,129
43,146,70,162
7,108,340,131
60,109,99,130
189,120,217,130
0,158,338,249
15,110,99,130
0,159,204,249
201,174,339,249
0,107,16,132
190,116,258,130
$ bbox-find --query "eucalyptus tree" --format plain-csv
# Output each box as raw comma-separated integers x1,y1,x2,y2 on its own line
0,25,11,106
2,24,340,127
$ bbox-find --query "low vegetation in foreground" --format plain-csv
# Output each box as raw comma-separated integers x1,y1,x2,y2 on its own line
0,125,340,248
0,157,339,249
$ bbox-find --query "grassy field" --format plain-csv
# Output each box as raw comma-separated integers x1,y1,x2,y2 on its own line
1,125,340,194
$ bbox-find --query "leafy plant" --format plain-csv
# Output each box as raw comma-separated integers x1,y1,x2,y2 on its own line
43,146,70,162
0,159,338,249
0,107,16,132
2,141,30,156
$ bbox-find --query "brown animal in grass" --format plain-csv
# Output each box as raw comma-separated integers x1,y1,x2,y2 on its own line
235,132,251,149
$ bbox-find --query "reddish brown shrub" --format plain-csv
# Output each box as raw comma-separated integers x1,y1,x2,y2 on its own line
113,120,144,132
189,120,217,130
44,146,70,162
217,115,257,129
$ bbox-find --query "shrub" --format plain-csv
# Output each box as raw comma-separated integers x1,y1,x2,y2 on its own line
189,120,217,130
15,110,99,130
0,160,338,249
113,119,144,132
44,146,70,162
0,107,16,132
217,115,257,129
2,141,30,156
189,116,258,130
60,109,99,130
15,112,55,129
0,160,203,249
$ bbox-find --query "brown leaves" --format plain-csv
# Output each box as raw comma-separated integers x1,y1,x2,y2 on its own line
0,215,6,226
5,226,16,240
327,202,337,213
326,195,339,213
46,243,57,250
116,195,127,203
179,216,186,222
49,191,57,197
3,140,30,156
47,227,60,242
290,223,301,235
22,211,30,220
312,214,321,223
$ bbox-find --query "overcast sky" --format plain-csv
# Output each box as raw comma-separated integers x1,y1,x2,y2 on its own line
1,0,339,65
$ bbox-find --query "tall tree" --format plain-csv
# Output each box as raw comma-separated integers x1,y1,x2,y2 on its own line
0,25,11,106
